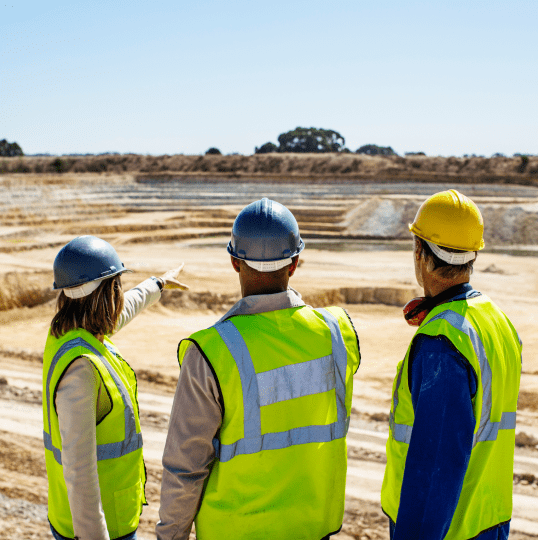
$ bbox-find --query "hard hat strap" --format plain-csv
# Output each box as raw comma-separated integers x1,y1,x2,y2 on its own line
426,241,476,265
63,279,103,299
244,258,293,272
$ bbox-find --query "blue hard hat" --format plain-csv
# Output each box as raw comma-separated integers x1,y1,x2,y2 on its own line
227,198,305,261
53,235,131,289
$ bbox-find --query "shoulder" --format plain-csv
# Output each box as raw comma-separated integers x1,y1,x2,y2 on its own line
323,305,359,335
411,333,470,367
409,334,477,393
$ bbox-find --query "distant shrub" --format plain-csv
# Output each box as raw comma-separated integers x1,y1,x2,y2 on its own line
205,147,222,155
357,144,397,156
405,151,426,156
255,142,278,154
52,157,67,173
517,155,529,173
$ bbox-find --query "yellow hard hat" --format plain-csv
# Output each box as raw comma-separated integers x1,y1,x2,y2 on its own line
409,189,485,251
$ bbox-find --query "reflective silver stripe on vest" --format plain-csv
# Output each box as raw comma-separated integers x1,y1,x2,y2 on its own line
317,308,348,427
258,355,335,406
213,308,349,462
389,411,412,444
43,338,142,464
389,360,410,443
215,321,261,441
390,309,516,445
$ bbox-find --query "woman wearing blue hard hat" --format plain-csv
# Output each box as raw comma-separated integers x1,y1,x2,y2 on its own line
43,235,187,540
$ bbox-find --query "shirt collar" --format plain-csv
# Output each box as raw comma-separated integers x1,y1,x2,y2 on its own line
215,287,305,324
442,282,480,303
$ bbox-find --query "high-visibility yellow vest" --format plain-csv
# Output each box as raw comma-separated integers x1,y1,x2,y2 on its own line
178,305,360,540
381,294,522,539
43,329,147,539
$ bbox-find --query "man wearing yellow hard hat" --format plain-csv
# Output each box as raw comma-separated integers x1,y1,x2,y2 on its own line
381,190,522,540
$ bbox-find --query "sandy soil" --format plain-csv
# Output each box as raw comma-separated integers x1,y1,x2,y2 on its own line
0,176,537,539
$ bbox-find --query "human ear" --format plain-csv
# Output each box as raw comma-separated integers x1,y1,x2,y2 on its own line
414,238,423,261
231,256,241,273
288,257,299,277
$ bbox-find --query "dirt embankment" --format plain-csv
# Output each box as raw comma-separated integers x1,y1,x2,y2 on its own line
2,154,538,185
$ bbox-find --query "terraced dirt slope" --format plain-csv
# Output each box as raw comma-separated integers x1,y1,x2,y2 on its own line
0,174,537,539
2,175,538,255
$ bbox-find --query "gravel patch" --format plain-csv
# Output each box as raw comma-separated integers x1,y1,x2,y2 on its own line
0,493,47,522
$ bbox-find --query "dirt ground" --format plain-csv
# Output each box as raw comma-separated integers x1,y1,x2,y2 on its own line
0,175,537,539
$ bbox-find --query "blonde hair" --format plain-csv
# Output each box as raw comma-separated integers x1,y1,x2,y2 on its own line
50,275,124,338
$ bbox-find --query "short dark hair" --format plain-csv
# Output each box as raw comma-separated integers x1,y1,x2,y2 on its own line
417,237,475,280
50,275,124,338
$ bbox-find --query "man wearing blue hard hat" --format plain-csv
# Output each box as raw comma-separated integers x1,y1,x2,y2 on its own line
157,198,361,540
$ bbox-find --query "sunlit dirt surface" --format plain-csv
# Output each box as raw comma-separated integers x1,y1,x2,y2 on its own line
0,175,537,538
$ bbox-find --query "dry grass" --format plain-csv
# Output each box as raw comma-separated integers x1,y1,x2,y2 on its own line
1,154,538,185
0,272,55,311
518,390,538,412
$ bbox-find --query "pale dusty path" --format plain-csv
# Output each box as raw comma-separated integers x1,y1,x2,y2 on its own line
1,242,537,538
1,376,537,537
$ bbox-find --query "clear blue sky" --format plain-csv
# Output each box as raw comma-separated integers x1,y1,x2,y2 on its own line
1,0,536,157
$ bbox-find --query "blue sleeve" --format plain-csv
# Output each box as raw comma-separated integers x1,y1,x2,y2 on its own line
392,334,477,540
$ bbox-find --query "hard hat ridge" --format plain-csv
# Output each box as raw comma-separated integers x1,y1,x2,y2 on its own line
227,198,304,271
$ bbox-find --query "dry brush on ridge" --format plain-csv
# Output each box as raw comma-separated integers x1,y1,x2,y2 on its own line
2,153,538,185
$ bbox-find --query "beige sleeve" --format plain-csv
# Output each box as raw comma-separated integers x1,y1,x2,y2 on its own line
156,343,223,540
55,357,110,540
113,278,162,334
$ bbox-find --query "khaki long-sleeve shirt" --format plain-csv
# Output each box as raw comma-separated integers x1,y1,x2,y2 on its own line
156,289,306,540
54,278,162,540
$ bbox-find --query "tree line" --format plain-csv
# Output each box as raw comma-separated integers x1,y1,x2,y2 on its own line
3,132,534,159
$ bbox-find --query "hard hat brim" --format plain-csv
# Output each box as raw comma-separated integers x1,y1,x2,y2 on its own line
227,240,305,262
52,268,133,290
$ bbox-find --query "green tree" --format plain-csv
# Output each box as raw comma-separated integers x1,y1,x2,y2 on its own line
356,144,397,156
277,127,345,153
0,139,23,157
255,142,279,154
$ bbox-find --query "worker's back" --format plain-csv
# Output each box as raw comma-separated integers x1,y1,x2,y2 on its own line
179,304,360,540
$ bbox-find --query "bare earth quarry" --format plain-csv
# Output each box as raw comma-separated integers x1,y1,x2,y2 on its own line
0,170,537,539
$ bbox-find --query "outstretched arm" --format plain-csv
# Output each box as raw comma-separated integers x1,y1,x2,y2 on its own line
114,265,189,333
